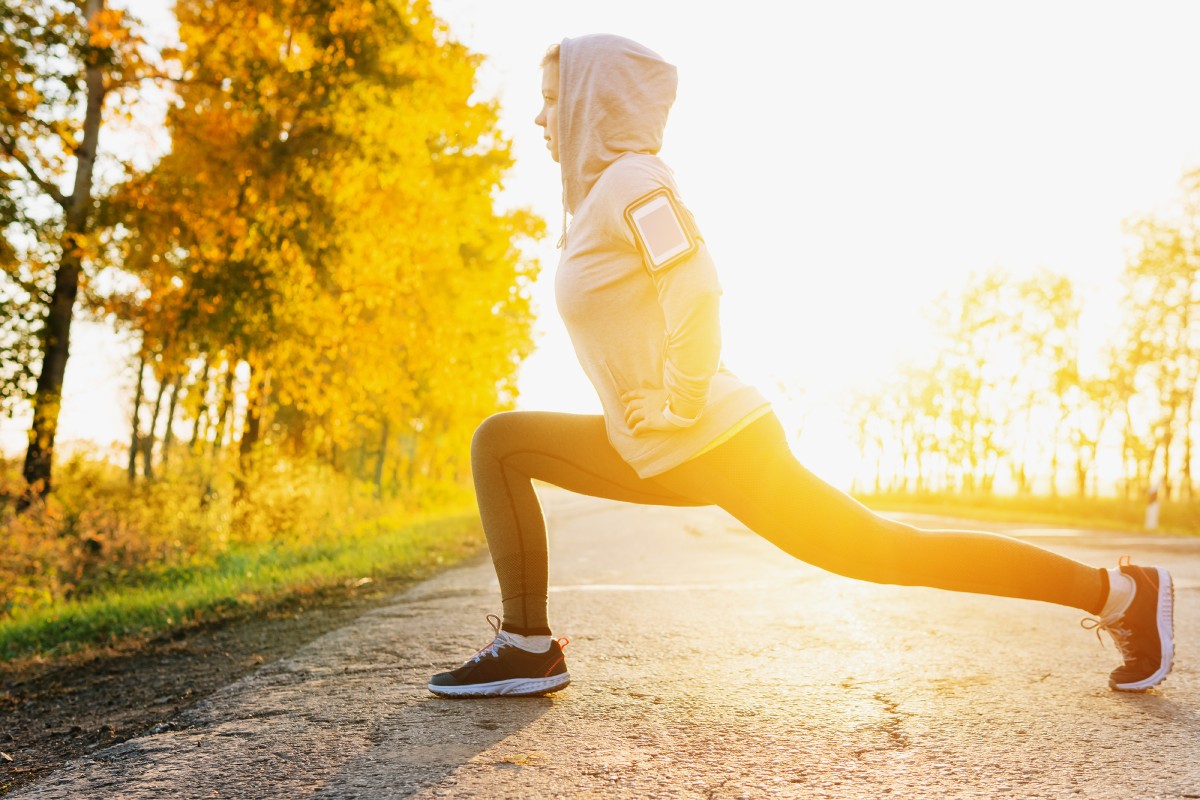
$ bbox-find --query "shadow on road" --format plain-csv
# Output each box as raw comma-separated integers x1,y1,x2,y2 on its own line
314,695,556,798
1109,689,1196,721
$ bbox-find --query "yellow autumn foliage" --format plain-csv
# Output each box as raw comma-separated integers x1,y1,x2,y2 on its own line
101,0,540,492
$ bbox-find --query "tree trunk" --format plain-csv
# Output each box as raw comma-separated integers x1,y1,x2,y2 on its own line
1076,451,1086,498
235,365,266,501
1122,405,1137,501
127,353,146,483
161,374,180,467
18,0,108,508
143,366,168,479
239,398,262,458
375,416,390,500
1049,445,1059,498
873,447,881,494
189,355,211,452
1184,388,1195,500
210,363,233,458
191,410,208,453
1161,426,1174,501
1019,403,1034,495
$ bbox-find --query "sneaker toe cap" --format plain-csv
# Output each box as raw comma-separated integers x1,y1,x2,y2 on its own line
428,671,460,687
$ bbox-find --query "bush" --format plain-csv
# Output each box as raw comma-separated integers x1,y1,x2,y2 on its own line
0,447,475,625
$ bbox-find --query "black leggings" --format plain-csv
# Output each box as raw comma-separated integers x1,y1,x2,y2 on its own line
470,410,1105,635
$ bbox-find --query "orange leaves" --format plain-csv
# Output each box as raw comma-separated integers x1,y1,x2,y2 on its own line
49,118,80,154
254,11,278,39
281,30,317,74
87,7,130,50
327,4,373,36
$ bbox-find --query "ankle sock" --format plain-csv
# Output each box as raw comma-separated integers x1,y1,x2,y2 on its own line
503,631,553,653
1099,568,1136,619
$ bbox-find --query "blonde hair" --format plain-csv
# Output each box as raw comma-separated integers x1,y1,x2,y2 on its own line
541,43,560,67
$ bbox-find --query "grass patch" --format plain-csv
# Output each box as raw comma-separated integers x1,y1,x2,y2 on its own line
0,507,484,662
855,490,1200,536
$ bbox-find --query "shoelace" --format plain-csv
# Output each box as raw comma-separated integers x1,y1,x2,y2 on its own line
1080,555,1136,660
467,615,567,663
1080,615,1134,661
469,614,511,663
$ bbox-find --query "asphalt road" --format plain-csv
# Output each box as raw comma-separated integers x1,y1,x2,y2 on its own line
11,488,1199,799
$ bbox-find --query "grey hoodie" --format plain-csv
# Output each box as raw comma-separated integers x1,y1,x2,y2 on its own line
554,34,769,478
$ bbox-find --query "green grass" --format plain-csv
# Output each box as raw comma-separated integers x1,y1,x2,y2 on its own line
854,490,1200,536
0,507,485,662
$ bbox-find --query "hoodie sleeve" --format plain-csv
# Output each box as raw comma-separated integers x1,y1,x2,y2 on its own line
654,240,723,422
617,179,723,422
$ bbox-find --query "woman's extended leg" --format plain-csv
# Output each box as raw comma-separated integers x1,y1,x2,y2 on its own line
649,412,1106,612
471,411,700,635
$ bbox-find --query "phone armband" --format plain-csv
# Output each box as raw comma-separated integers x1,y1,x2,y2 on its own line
624,188,700,274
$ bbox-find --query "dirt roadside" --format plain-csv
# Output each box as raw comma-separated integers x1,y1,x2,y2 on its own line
0,565,479,797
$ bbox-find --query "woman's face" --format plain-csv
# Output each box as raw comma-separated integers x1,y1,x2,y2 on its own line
534,59,560,163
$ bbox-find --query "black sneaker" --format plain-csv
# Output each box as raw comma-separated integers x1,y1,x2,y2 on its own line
428,615,571,698
1084,560,1175,692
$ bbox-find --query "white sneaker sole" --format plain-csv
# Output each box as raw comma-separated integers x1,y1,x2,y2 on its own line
1111,568,1174,692
428,672,571,698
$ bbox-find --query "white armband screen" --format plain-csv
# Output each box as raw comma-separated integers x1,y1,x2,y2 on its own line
624,188,698,273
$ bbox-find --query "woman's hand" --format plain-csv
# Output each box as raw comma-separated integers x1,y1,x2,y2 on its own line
621,388,676,437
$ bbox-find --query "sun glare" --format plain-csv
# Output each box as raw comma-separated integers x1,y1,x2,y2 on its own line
6,0,1200,497
432,0,1200,490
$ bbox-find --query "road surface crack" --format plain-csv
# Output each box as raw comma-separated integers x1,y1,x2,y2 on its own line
873,691,910,750
852,691,911,760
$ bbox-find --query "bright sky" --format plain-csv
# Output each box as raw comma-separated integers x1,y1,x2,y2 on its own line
433,0,1200,486
5,1,1200,489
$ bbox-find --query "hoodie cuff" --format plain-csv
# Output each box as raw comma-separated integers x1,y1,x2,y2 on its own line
662,401,701,428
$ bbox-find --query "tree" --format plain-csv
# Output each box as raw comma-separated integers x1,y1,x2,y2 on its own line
1,0,163,504
856,268,1086,496
925,269,1024,492
1117,211,1200,500
99,0,540,497
1011,270,1082,496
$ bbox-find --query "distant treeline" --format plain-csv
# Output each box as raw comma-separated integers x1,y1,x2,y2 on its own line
850,176,1200,500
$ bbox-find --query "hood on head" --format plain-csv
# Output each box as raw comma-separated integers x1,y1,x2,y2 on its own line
558,34,678,214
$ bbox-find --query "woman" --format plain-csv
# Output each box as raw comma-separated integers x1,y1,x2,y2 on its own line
427,34,1174,697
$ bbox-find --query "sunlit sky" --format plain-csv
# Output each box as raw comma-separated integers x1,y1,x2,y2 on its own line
5,1,1200,489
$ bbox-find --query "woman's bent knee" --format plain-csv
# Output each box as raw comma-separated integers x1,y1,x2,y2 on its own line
471,412,522,462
